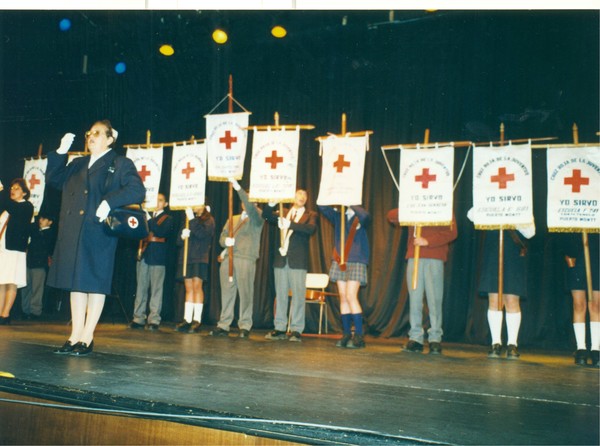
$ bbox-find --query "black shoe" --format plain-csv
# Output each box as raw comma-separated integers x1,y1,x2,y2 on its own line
209,327,230,337
590,350,599,368
175,321,192,333
189,321,201,333
54,340,75,354
506,344,520,359
239,329,250,339
574,349,588,366
147,324,160,332
71,341,94,356
265,330,287,340
429,342,443,355
335,334,352,348
347,334,365,349
129,321,145,330
0,316,11,325
289,331,302,342
404,340,424,353
488,343,503,358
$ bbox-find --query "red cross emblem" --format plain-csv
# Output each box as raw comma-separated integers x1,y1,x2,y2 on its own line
564,169,590,193
28,174,41,191
128,216,139,228
182,162,195,180
333,154,351,173
414,168,437,189
219,130,237,149
265,150,284,169
490,167,515,189
138,165,151,182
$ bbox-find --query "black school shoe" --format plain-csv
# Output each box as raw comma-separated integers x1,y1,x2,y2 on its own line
175,321,192,333
404,340,424,353
71,341,94,356
506,344,520,359
590,350,599,368
574,349,588,366
347,334,366,349
429,342,443,355
54,340,75,354
488,343,503,358
335,334,352,348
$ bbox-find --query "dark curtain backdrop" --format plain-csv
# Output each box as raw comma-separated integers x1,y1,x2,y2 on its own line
1,10,598,349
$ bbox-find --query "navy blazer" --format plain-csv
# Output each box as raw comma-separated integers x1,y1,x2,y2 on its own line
142,212,174,266
0,190,34,252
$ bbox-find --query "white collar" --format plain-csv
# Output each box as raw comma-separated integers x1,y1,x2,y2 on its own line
88,148,112,168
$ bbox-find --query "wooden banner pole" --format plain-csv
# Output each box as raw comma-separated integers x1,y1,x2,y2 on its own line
340,113,347,268
571,123,594,303
411,128,430,290
228,75,234,282
497,123,505,311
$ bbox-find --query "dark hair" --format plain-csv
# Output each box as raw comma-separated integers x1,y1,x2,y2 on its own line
95,119,117,146
11,178,30,200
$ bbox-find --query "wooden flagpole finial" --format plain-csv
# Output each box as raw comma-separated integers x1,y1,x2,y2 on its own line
37,143,43,158
146,130,151,146
274,112,280,127
500,122,505,144
341,113,347,134
572,123,579,145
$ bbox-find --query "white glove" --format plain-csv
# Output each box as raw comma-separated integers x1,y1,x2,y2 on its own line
229,178,241,191
111,128,119,142
96,200,110,222
345,207,355,219
278,217,291,229
144,210,152,221
181,228,191,240
57,133,76,154
185,207,194,221
517,222,536,239
0,179,3,191
268,202,277,208
225,237,235,247
466,207,475,223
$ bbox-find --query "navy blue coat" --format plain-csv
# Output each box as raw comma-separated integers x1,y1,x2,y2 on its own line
0,191,34,252
46,150,146,295
142,212,174,266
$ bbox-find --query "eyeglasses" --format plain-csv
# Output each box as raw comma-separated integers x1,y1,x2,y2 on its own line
85,130,103,139
10,186,22,191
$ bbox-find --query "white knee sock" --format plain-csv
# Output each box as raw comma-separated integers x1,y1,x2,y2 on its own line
193,303,204,323
506,312,521,346
184,302,194,323
590,321,600,351
69,292,88,343
487,310,503,345
573,322,587,350
80,294,105,345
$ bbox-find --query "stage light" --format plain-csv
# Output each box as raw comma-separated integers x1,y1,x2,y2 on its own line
159,44,175,56
271,25,287,38
114,62,126,74
59,18,71,31
212,29,228,44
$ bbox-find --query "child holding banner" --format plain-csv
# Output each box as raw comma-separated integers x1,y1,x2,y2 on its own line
319,205,370,349
175,204,215,334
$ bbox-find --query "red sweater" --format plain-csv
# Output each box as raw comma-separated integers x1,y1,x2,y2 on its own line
387,209,457,262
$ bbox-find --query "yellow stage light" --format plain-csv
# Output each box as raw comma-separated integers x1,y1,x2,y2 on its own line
212,29,228,44
271,25,287,38
159,44,175,56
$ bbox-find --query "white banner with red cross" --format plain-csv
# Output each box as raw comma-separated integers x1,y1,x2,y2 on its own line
316,135,369,206
398,146,454,226
206,112,250,181
547,146,600,232
170,142,207,210
248,127,300,203
472,143,533,228
126,146,163,211
23,158,47,215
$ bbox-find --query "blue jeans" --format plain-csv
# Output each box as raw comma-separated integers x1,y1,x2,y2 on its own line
407,258,444,344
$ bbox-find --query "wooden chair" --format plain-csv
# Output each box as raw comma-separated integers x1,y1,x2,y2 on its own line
287,273,337,335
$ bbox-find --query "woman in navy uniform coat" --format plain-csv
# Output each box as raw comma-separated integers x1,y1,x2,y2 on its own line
46,120,145,356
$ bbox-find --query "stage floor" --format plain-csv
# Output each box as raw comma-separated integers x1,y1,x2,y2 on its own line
0,320,598,445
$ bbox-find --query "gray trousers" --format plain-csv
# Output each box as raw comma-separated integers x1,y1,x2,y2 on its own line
274,264,307,333
407,258,444,344
21,268,46,316
133,258,166,325
218,256,256,331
